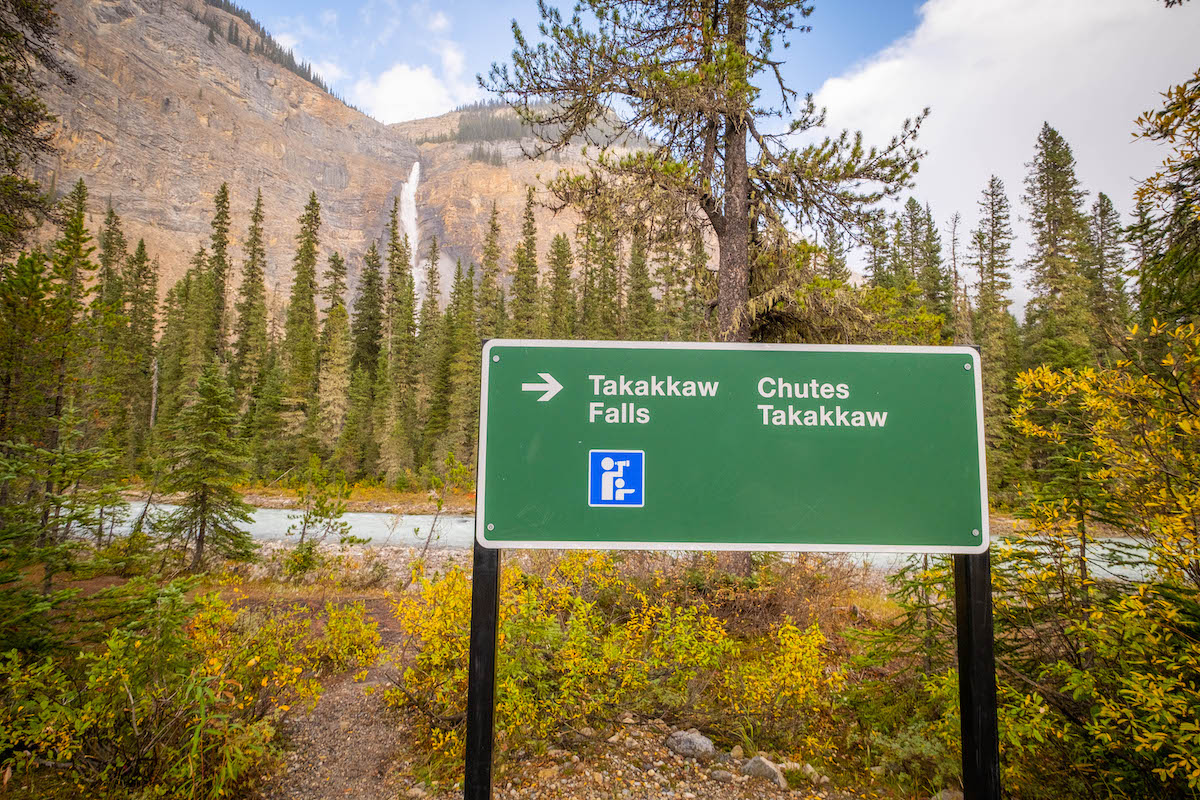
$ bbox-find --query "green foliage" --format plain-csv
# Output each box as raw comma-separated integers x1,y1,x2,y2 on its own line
161,362,255,570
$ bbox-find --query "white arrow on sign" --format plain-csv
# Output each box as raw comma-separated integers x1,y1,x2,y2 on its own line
521,372,563,402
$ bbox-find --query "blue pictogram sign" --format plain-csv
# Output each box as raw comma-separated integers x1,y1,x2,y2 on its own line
588,450,645,507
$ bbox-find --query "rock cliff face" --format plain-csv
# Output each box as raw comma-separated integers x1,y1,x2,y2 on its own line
38,0,584,305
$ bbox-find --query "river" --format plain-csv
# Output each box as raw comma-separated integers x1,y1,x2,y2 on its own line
125,503,1148,577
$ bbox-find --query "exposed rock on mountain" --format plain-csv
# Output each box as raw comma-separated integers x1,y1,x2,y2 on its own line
38,0,583,304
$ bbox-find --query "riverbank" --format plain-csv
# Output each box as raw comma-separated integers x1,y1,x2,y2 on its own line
121,483,477,515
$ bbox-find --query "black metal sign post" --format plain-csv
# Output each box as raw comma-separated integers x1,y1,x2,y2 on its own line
954,551,1002,799
464,542,500,800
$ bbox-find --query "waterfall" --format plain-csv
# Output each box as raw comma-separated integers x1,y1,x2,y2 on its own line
400,161,420,262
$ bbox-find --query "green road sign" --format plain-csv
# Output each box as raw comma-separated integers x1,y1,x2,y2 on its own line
476,340,988,553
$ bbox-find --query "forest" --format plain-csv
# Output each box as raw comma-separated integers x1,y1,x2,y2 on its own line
2,0,1200,798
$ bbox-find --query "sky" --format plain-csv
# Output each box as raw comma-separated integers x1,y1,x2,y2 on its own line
246,0,1199,312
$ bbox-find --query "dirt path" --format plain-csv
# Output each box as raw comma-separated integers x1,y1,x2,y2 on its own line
260,600,408,800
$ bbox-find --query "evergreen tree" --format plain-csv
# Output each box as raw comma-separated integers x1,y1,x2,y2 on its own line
88,206,130,452
378,220,418,483
0,0,71,256
509,188,540,337
122,240,158,464
207,183,232,356
1084,192,1131,357
96,206,127,317
972,176,1018,499
1022,123,1095,370
444,264,480,464
890,198,925,288
231,190,269,411
577,221,601,338
244,344,288,477
162,362,255,569
820,219,851,283
415,237,444,460
350,241,384,379
624,228,656,340
477,203,505,340
332,367,375,479
425,261,465,461
945,213,973,346
46,181,96,460
282,192,321,438
546,233,576,338
917,203,951,324
863,215,892,288
595,222,622,339
317,252,351,451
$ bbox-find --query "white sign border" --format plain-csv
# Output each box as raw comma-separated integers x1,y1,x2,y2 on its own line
475,339,990,554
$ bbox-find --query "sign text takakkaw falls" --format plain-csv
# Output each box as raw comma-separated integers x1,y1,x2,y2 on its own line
476,341,988,553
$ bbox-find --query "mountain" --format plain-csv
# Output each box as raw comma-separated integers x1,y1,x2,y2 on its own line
37,0,585,305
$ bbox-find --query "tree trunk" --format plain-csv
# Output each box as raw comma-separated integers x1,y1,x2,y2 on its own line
717,0,752,576
717,136,750,343
191,494,207,570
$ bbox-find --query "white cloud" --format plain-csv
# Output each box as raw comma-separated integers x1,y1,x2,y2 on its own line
312,59,348,84
350,61,479,123
320,9,338,27
813,0,1200,312
275,32,301,53
427,10,450,33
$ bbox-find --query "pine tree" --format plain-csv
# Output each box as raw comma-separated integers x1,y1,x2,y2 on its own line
96,206,127,317
477,203,505,340
1022,123,1095,370
917,203,951,324
378,206,418,481
444,264,480,464
162,361,255,569
509,188,540,337
595,222,622,339
946,213,973,346
863,215,892,288
415,236,443,461
231,190,269,411
890,198,925,288
317,252,351,451
47,181,96,459
577,221,600,338
350,242,385,379
426,261,466,461
88,206,131,452
972,176,1018,499
122,240,158,464
1084,192,1130,358
282,192,321,437
332,367,375,479
207,183,232,357
624,228,656,340
820,219,851,283
546,233,576,338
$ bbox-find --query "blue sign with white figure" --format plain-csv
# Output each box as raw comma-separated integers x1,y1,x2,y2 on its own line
588,450,645,507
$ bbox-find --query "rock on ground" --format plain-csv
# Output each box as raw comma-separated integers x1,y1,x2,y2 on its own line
740,755,788,791
664,729,716,759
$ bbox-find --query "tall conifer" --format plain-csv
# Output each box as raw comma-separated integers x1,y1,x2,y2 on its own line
1022,123,1095,369
509,188,540,337
624,229,655,340
351,242,384,379
282,192,321,435
546,233,576,338
231,190,269,411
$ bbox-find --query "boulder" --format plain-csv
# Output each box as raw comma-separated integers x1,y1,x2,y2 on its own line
739,755,788,791
665,729,716,759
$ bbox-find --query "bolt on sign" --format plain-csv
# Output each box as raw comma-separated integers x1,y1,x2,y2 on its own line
476,340,989,554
